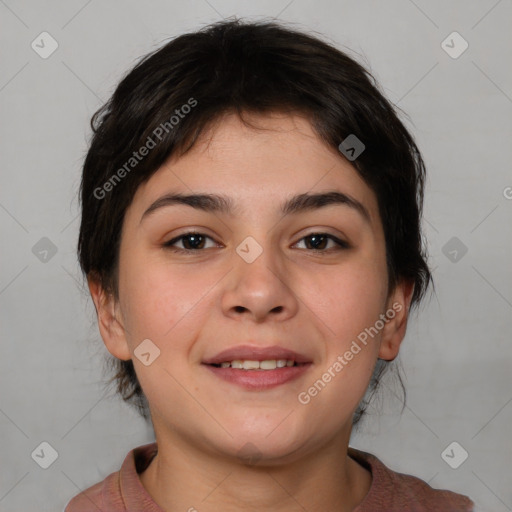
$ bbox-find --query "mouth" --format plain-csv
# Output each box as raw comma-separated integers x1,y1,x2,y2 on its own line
201,345,313,390
208,359,306,369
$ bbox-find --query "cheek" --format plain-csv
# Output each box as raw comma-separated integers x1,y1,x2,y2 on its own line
303,259,388,341
120,263,205,343
297,273,384,424
297,258,387,404
118,260,210,410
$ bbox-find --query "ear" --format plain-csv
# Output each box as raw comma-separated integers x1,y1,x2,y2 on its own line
378,279,415,361
87,276,131,361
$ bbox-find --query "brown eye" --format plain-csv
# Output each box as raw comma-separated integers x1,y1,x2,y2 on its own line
163,232,218,252
294,233,349,252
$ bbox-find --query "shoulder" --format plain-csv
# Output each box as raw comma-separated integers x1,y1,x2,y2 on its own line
63,470,119,511
63,443,158,512
348,447,475,512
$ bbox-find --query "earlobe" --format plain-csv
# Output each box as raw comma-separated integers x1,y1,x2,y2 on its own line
378,280,415,361
87,277,132,361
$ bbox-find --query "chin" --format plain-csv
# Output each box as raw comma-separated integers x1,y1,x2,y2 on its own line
214,423,307,464
213,439,301,467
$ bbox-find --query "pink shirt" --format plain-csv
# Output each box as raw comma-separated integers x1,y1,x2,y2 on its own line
65,443,474,511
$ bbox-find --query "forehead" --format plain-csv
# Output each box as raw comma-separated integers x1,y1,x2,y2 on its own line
127,112,381,227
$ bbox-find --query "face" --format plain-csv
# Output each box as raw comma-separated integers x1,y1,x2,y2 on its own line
91,111,412,464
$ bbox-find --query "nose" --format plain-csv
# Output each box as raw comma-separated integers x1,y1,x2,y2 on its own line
221,241,299,323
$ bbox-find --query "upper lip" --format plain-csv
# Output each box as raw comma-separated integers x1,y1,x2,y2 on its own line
202,345,312,365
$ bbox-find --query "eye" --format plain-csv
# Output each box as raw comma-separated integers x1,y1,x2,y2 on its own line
293,233,350,252
163,232,219,252
163,231,350,254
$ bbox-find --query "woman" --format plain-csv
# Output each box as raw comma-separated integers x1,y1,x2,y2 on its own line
67,18,474,511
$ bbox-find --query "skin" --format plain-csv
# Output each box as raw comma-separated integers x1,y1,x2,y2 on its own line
89,111,414,512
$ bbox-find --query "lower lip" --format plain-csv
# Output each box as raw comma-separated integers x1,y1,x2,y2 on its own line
203,363,312,390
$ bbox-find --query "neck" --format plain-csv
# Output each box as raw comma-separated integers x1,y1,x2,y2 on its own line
140,429,371,512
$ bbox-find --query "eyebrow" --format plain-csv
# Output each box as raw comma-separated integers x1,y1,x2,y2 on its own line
140,190,371,224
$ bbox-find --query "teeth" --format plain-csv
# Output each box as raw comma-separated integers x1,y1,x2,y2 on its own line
243,360,260,370
217,359,296,370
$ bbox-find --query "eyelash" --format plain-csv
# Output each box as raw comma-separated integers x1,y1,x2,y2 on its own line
162,231,350,254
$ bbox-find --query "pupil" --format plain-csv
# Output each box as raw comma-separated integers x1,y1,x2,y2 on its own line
308,234,326,250
185,234,203,249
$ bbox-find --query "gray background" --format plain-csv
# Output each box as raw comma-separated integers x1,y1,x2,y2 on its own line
1,1,511,511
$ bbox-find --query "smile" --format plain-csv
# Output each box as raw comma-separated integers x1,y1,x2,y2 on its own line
210,359,302,370
203,361,312,390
